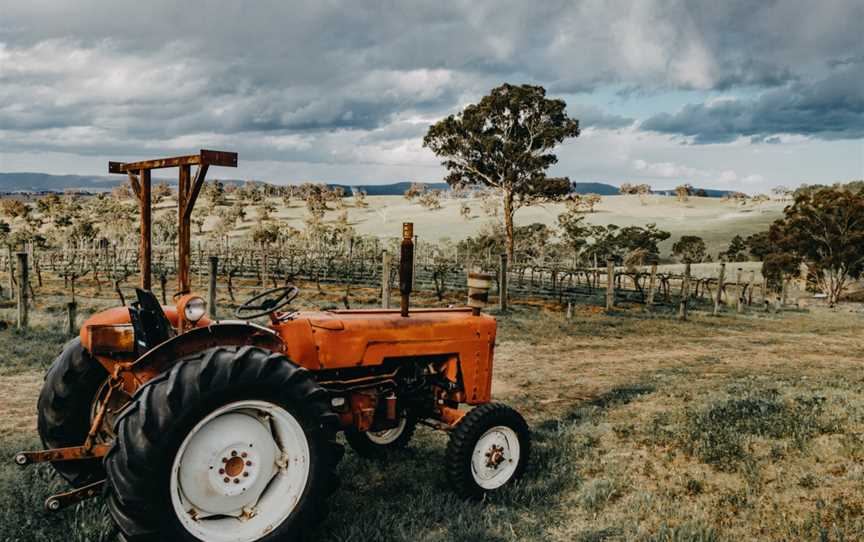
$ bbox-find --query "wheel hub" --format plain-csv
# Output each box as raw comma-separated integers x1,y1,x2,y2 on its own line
180,413,277,513
170,401,312,542
470,425,521,490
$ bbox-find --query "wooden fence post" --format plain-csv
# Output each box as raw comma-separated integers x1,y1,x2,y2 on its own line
16,252,28,330
713,263,726,316
499,253,508,312
736,268,745,314
646,262,658,309
7,245,14,300
606,259,615,310
747,270,756,305
208,256,218,319
678,262,691,321
65,301,77,337
381,251,391,309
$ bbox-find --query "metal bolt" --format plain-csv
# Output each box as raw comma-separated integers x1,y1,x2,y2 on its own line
246,461,252,466
231,450,237,457
47,499,60,511
14,454,27,466
223,477,230,483
241,452,247,458
243,472,249,477
233,478,240,484
219,469,225,474
221,457,228,463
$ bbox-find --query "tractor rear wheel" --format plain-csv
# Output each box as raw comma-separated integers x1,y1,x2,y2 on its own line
37,338,108,487
445,403,530,499
104,346,343,542
345,413,417,458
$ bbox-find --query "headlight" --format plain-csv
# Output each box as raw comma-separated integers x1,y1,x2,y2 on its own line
183,297,207,322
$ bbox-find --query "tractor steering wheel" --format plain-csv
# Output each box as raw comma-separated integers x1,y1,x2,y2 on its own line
234,285,300,319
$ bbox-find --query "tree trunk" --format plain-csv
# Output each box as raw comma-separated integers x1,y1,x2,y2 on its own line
502,190,515,262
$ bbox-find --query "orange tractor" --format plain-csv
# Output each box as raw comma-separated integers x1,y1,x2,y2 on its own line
15,151,531,542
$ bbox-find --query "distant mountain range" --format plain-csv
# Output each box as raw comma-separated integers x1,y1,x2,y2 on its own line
0,172,728,197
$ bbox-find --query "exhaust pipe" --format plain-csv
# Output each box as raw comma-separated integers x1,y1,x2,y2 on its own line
399,223,414,317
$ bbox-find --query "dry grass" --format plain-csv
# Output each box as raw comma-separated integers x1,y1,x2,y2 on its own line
0,298,862,541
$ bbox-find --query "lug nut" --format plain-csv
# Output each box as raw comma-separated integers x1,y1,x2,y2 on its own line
243,472,249,477
223,477,230,483
219,469,225,474
231,451,237,457
241,452,247,458
246,461,252,466
221,458,228,463
234,478,240,484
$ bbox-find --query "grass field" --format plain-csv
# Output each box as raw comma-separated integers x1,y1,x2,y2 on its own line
214,194,784,259
1,290,862,541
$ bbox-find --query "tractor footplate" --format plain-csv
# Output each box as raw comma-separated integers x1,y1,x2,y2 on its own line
44,479,105,512
13,443,111,466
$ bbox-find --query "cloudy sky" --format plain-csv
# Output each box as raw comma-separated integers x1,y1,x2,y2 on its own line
1,0,862,193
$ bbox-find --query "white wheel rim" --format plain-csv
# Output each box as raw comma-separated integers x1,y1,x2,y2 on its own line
470,425,521,490
170,400,311,542
366,417,407,445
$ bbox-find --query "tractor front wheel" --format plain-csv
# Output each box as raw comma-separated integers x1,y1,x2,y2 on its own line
104,346,343,542
345,413,417,458
445,403,530,499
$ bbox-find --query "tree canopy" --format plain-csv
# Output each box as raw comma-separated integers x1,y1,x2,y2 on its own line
424,83,580,260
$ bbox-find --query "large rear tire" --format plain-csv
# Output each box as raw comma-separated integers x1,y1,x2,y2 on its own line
37,338,108,487
104,346,343,542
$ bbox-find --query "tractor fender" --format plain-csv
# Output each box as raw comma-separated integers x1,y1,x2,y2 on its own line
129,321,287,388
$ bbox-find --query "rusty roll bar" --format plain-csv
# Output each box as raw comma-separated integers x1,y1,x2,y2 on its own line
399,222,414,317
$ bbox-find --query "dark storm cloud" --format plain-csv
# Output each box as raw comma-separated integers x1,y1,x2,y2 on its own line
0,0,861,163
642,65,864,143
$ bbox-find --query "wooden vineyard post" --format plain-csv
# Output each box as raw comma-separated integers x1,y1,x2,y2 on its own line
736,268,745,314
139,169,152,290
606,259,615,310
7,245,14,300
748,270,756,306
646,262,658,310
65,301,77,337
499,253,508,312
713,263,726,316
678,262,691,321
16,252,28,330
381,251,391,309
208,256,218,319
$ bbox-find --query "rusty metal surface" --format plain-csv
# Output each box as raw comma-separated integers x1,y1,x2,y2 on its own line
130,322,285,387
86,324,135,355
14,444,111,466
44,480,105,512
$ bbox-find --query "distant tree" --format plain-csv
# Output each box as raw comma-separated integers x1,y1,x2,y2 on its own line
720,234,748,262
725,191,748,205
352,187,368,208
206,179,227,206
459,203,472,220
0,199,29,219
557,208,590,260
404,182,425,201
675,184,694,202
583,193,601,213
744,231,773,260
768,186,864,304
751,193,770,210
619,183,634,195
423,83,580,260
636,184,651,205
417,188,443,210
695,188,708,197
672,235,707,263
771,185,792,201
152,181,173,204
112,183,133,200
